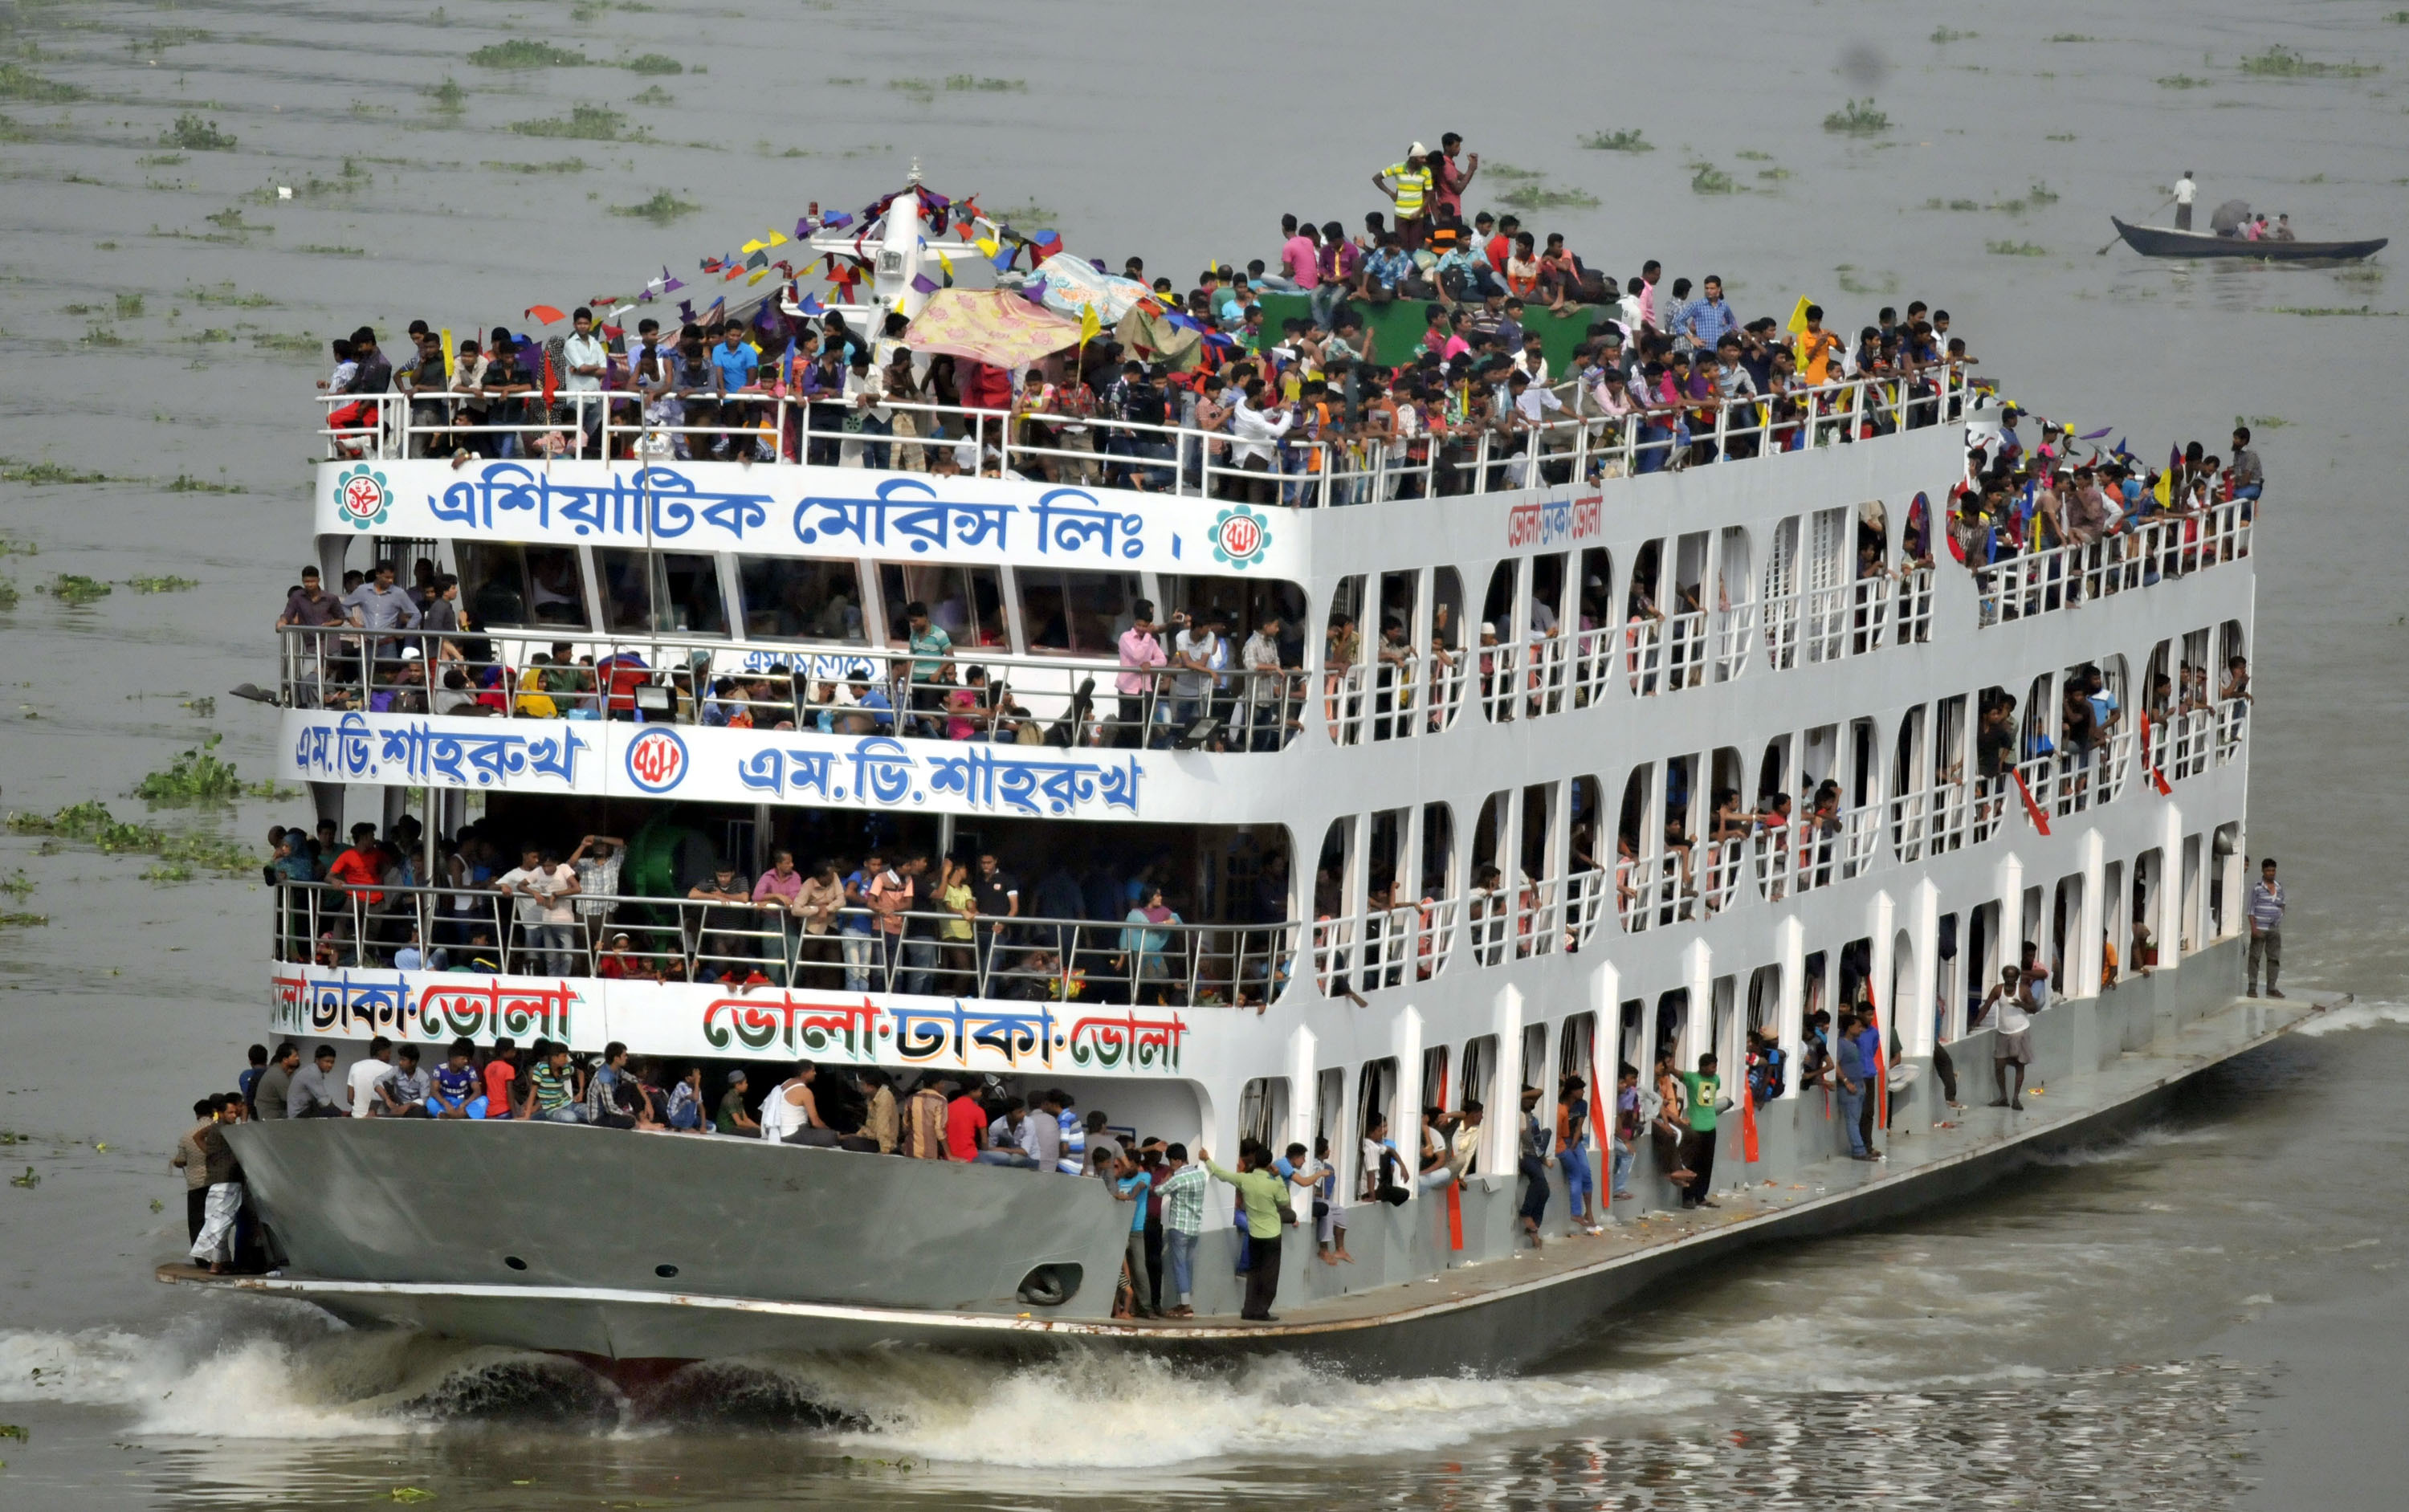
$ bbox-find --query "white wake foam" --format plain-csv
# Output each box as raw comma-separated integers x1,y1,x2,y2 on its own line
2292,1000,2409,1037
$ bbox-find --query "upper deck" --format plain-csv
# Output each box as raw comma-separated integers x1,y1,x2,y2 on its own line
292,367,2253,832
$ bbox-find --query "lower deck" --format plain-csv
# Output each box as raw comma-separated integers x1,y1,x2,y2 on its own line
167,939,2310,1374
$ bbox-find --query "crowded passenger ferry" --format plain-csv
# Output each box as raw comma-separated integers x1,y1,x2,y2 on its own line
194,155,2263,1356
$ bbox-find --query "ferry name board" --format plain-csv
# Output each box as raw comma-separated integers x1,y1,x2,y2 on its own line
271,967,1188,1075
320,459,1290,577
282,711,1152,820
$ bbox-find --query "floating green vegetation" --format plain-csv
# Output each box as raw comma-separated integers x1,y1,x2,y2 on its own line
0,870,30,899
1498,183,1599,210
2048,33,2097,43
139,152,185,167
161,113,235,151
5,801,259,874
183,283,274,308
469,39,587,68
1929,26,1975,43
1924,197,1982,211
509,104,637,141
1757,166,1793,181
1,458,115,484
945,74,1025,92
0,539,36,556
9,1167,39,1186
1578,128,1653,152
624,53,683,75
2265,304,2409,316
203,207,269,234
2157,74,2211,89
1689,162,1738,195
0,64,84,103
2046,132,2077,141
1734,149,1772,161
425,75,467,112
2240,414,2289,429
1823,98,1890,134
124,573,202,589
136,735,291,803
113,292,145,318
630,84,674,106
1485,161,1545,181
296,245,367,257
610,189,699,224
250,332,318,353
1986,239,2048,256
83,321,124,346
485,157,589,173
2239,45,2379,78
0,580,17,610
2026,180,2060,203
40,573,112,604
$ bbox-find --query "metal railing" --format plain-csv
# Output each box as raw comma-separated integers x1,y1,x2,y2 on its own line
316,365,1976,507
278,623,1307,753
272,880,1300,1009
1325,646,1471,744
1973,503,2250,626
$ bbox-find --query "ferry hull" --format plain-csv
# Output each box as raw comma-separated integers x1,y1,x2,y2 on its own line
187,943,2305,1377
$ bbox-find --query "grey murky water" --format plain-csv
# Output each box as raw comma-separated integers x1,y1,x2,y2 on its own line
3,0,2407,1506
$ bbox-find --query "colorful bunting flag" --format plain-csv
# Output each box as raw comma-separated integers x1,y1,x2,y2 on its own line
909,272,940,295
740,238,767,255
525,304,566,326
1077,301,1101,349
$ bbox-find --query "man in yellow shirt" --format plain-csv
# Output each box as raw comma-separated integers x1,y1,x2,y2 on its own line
1204,1140,1288,1321
1373,145,1437,253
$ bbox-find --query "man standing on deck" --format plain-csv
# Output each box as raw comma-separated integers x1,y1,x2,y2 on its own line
188,1094,247,1274
2248,858,2286,998
2174,170,2198,231
1372,145,1436,252
1679,1054,1726,1203
1983,966,2035,1111
1835,1011,1873,1159
1204,1141,1288,1322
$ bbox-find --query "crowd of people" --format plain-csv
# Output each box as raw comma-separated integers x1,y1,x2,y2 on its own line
321,131,1991,495
269,813,1298,1008
1946,418,2262,587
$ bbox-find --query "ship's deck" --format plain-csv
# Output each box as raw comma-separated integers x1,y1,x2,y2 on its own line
161,987,2325,1351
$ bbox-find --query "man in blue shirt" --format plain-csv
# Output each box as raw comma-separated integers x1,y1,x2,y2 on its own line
1681,275,1738,351
2247,857,2286,998
1834,1010,1874,1159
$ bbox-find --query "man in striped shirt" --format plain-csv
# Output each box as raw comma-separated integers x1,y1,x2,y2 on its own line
2247,858,2285,999
1154,1143,1210,1318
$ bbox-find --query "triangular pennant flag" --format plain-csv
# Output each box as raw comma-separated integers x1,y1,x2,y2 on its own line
909,272,939,295
745,250,770,270
1078,302,1101,347
795,216,815,239
2079,426,2113,440
797,293,825,316
764,228,788,247
1020,275,1049,306
937,251,955,283
740,238,767,255
1032,229,1062,258
990,242,1018,274
972,234,1000,259
748,268,771,285
677,300,696,323
822,210,853,230
1786,295,1812,336
525,304,566,326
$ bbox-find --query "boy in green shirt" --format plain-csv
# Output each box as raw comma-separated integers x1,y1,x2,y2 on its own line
1204,1141,1287,1322
1677,1053,1724,1210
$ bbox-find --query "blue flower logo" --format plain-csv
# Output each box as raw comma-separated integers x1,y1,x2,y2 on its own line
336,463,390,530
1211,505,1270,569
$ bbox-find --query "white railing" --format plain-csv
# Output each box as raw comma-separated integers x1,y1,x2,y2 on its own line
1702,837,1747,915
1619,850,1698,931
278,623,1307,754
1974,503,2251,626
316,366,1976,506
1713,598,1759,683
2215,697,2248,766
273,882,1299,1009
1326,647,1471,745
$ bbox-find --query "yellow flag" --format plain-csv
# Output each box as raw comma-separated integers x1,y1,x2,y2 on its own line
748,267,770,285
974,234,1000,259
1078,301,1101,347
1786,296,1812,336
764,228,788,247
441,327,454,381
2151,468,2172,507
937,251,955,279
740,238,767,255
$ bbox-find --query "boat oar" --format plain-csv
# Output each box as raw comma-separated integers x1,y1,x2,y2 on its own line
2097,197,2175,255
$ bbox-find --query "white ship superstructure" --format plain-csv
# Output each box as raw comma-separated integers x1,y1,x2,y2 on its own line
218,184,2262,1359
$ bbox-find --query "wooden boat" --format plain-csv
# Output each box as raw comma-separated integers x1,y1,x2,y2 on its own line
2113,217,2387,262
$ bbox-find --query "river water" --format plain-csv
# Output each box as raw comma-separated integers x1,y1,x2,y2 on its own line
2,0,2406,1506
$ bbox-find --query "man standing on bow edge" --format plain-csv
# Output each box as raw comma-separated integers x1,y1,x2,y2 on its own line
2247,857,2285,999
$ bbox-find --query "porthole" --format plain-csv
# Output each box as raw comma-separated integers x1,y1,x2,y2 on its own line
503,1255,528,1271
654,1264,679,1278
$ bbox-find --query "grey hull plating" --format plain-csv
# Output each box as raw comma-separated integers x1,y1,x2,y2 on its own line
193,943,2311,1376
226,1118,1132,1318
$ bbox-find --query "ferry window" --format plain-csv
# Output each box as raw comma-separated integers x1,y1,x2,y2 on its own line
1237,1078,1286,1152
1162,575,1308,663
1356,1058,1399,1193
1458,1035,1495,1114
736,557,867,644
1019,569,1139,655
880,562,1004,649
595,548,728,637
457,542,589,630
1575,549,1611,632
1432,567,1465,652
1421,1045,1451,1112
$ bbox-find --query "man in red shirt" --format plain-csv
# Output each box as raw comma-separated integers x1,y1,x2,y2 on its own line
953,1082,1034,1167
1434,132,1479,222
325,824,386,905
482,1037,520,1119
